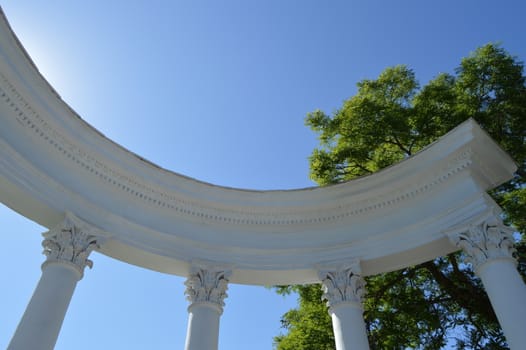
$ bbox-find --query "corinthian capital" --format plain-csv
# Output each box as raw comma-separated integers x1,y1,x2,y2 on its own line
42,213,102,278
184,263,231,314
449,216,516,272
318,260,366,311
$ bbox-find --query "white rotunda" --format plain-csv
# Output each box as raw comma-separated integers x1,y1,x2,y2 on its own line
0,8,524,350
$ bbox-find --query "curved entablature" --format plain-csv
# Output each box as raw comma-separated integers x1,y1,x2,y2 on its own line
0,9,518,285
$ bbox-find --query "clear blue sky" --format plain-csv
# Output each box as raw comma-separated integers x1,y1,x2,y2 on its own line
1,1,525,349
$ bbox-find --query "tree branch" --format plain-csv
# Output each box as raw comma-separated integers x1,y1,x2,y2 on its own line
421,258,497,324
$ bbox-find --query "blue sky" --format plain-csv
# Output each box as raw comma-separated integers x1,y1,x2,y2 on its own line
1,1,525,349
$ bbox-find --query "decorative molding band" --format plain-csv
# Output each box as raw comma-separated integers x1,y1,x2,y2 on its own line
448,215,516,273
318,260,366,312
0,72,473,226
41,212,104,278
184,264,231,314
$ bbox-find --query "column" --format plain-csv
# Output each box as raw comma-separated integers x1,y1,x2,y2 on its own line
449,216,526,350
8,214,101,350
318,261,369,350
184,264,231,350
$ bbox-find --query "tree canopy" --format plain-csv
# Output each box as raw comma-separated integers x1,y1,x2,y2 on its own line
274,44,526,350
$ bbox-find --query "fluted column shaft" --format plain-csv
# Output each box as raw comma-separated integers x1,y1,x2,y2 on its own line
449,217,526,350
319,261,369,350
8,215,100,350
184,264,230,350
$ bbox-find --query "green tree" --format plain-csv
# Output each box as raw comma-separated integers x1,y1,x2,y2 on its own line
274,44,526,349
273,285,334,350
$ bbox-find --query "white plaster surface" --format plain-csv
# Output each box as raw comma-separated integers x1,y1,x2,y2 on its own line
7,263,81,350
331,303,369,350
477,259,526,350
185,304,222,350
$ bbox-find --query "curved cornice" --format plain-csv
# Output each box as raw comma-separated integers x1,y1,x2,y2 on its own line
0,8,518,285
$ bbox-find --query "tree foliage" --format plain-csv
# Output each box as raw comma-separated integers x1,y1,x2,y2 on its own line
274,44,526,349
273,285,334,350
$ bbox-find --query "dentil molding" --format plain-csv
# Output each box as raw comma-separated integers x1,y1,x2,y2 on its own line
0,71,479,226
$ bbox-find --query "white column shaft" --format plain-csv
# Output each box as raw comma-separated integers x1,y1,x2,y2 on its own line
319,261,369,350
8,263,81,350
477,259,526,350
331,303,369,350
184,264,230,350
184,303,221,350
449,216,526,349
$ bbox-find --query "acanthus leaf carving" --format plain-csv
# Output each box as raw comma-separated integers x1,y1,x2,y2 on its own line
42,213,103,278
318,260,366,311
184,264,231,314
449,216,516,272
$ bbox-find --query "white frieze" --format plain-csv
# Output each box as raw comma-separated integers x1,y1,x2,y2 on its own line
184,265,231,313
0,72,476,227
449,216,516,272
42,213,102,277
318,261,366,311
